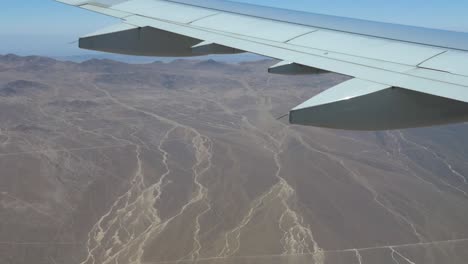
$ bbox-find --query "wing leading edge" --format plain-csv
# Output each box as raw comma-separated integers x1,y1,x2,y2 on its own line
56,0,468,130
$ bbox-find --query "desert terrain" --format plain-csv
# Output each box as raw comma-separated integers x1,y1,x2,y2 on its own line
0,54,467,264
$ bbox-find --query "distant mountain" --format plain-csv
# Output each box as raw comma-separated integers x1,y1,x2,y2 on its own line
54,53,159,64
53,52,266,64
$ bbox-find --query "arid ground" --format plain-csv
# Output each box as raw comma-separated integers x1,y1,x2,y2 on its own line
0,54,467,264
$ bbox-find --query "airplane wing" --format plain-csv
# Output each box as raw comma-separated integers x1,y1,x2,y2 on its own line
56,0,468,130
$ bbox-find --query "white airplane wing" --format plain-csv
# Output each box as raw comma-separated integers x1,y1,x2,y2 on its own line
57,0,468,130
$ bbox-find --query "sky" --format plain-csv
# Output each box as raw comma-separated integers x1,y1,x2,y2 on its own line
1,0,468,56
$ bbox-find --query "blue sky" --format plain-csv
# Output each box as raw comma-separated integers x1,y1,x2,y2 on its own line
1,0,468,56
